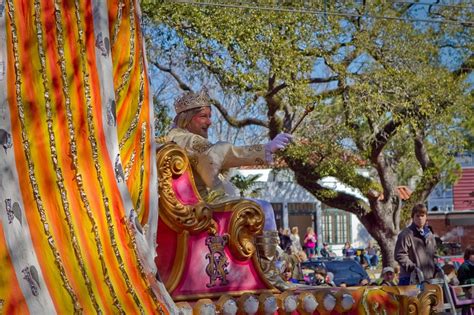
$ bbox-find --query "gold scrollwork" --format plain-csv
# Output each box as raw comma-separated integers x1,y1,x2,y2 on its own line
423,284,443,311
227,200,264,261
164,232,189,292
405,289,439,315
156,143,214,234
417,288,441,315
406,296,420,315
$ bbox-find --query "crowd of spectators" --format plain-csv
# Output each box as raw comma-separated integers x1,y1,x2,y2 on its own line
277,205,474,292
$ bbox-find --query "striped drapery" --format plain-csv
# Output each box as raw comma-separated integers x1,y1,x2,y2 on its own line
0,0,172,313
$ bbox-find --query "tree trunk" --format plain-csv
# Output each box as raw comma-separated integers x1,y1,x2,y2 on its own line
354,219,398,268
358,206,400,268
376,234,397,268
286,150,405,269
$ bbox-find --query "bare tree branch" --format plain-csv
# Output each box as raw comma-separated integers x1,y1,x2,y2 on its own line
370,120,400,163
414,132,431,171
266,82,287,98
153,60,268,128
210,98,268,128
268,74,275,91
392,196,402,231
404,131,441,205
294,172,371,218
453,53,473,77
369,120,401,201
266,75,340,99
150,60,192,92
308,76,339,84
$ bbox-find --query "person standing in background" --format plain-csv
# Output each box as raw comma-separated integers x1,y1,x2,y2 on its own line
458,246,474,298
395,204,436,285
304,227,317,259
290,226,303,254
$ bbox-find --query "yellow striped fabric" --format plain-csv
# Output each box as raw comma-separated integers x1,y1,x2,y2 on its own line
0,0,170,313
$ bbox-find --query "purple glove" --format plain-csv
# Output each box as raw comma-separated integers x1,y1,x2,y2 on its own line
264,133,293,162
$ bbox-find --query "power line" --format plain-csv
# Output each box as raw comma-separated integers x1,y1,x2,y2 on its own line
392,1,473,9
170,1,474,27
235,0,474,10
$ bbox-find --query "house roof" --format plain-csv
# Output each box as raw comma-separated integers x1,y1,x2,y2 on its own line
397,186,412,200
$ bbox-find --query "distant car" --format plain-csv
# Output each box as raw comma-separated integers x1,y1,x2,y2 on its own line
301,258,370,286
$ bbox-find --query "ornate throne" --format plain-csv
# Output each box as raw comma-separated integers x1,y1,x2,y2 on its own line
155,142,275,301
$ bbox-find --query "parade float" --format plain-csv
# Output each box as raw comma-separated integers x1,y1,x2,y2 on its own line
0,1,444,313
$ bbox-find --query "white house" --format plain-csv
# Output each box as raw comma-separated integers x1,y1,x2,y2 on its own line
230,168,372,255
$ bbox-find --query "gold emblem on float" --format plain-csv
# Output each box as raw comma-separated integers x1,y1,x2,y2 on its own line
205,234,230,288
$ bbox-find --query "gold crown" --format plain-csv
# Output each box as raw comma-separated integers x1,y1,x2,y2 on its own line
206,235,229,252
208,241,225,252
174,89,210,114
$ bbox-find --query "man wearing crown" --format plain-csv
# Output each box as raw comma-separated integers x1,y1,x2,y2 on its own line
165,89,293,290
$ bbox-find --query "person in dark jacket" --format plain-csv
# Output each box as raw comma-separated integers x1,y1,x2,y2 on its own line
458,246,474,299
395,204,437,285
458,246,474,285
320,243,331,258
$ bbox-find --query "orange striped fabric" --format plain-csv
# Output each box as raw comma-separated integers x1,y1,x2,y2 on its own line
0,0,170,313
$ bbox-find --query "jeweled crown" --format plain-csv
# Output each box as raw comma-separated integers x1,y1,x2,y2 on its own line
174,88,210,114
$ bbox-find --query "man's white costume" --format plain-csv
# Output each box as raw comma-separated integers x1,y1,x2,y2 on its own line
167,127,278,231
167,127,266,202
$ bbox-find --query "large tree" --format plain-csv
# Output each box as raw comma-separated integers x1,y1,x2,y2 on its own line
143,1,473,266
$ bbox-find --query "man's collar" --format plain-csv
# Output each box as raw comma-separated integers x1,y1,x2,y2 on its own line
410,223,430,237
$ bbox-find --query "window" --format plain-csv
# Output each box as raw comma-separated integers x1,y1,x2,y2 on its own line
288,203,315,213
271,203,283,228
321,209,351,245
335,215,347,244
322,215,333,243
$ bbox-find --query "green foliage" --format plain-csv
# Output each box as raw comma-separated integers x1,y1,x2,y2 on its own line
230,173,263,198
153,95,172,137
283,136,381,197
143,1,333,108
